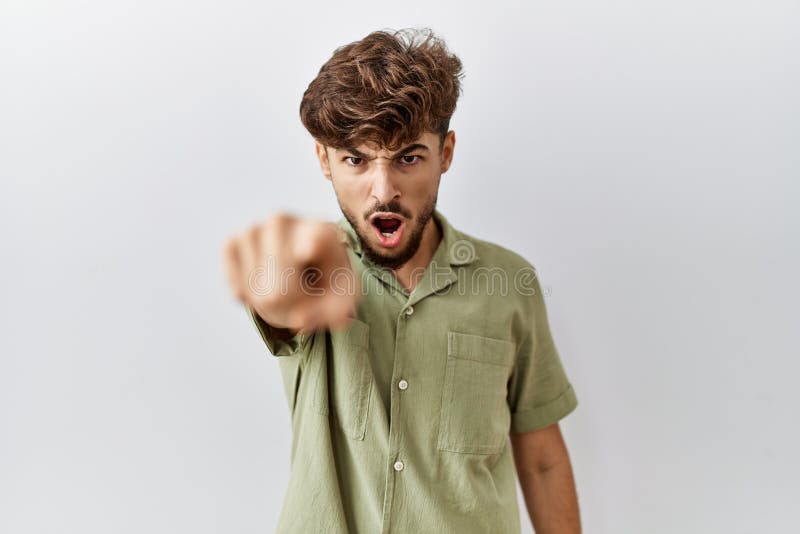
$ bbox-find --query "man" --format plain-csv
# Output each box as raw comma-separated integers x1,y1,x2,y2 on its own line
223,28,581,534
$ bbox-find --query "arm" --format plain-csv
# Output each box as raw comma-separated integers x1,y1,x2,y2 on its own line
510,422,581,534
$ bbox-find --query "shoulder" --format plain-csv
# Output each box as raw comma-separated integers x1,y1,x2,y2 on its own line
454,226,538,273
451,226,548,312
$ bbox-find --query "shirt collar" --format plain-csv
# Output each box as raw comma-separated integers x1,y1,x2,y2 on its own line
336,208,478,268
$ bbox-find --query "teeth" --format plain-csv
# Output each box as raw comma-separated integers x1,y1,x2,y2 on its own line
381,231,394,237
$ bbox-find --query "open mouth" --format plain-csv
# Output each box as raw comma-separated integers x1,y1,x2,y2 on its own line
369,212,406,248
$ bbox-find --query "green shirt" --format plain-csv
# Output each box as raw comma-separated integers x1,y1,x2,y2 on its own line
246,209,578,533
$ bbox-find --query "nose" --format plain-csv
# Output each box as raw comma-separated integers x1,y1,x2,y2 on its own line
369,162,400,205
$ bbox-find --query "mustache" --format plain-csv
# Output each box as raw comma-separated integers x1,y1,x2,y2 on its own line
364,200,412,220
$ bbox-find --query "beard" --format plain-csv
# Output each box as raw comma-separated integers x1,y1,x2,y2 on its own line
340,194,438,270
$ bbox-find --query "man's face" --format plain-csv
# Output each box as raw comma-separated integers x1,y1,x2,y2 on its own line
315,131,456,270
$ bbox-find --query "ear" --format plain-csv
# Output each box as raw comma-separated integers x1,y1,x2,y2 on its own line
440,130,456,174
315,141,333,181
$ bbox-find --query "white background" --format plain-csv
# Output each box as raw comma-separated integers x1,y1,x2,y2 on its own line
1,1,798,533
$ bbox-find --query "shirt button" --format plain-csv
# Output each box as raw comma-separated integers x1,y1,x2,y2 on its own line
393,460,404,471
398,379,409,390
404,306,414,316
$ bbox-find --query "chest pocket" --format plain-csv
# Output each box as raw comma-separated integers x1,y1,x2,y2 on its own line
313,318,373,441
437,331,515,455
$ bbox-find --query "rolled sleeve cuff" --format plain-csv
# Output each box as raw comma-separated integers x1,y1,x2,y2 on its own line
510,384,578,434
246,306,307,357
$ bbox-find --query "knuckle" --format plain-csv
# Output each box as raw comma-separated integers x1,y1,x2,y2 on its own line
222,237,236,256
244,225,261,248
313,222,337,251
266,211,293,229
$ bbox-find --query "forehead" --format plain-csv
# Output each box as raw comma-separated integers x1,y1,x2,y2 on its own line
337,131,439,156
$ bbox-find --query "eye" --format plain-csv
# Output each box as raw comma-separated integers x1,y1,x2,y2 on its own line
399,154,421,165
343,156,363,166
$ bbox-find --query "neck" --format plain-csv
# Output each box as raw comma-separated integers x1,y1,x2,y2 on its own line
393,216,442,293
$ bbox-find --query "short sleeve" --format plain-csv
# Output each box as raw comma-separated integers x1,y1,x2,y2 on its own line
246,305,309,357
507,270,578,433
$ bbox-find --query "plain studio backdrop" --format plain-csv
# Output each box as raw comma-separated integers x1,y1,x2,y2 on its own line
1,1,798,533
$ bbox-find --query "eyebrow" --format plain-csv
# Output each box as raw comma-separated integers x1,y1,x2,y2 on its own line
340,143,430,160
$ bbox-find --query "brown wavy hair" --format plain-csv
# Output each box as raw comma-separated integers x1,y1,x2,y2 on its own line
299,28,465,152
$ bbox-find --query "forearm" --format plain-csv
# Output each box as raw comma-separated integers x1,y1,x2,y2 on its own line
517,458,581,534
